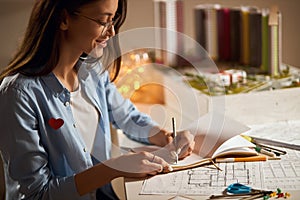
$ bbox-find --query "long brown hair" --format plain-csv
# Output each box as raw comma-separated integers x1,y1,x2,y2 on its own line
0,0,127,82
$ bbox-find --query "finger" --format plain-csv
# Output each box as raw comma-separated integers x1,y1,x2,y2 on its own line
170,147,181,158
175,134,193,149
177,143,189,155
148,154,170,172
177,147,182,155
150,154,156,162
145,161,164,173
150,153,169,165
163,165,173,173
170,151,177,159
178,141,195,158
165,132,174,144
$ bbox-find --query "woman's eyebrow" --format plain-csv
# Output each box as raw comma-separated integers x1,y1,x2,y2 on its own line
99,12,114,17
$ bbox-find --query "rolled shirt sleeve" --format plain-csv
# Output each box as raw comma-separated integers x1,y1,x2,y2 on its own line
103,72,159,144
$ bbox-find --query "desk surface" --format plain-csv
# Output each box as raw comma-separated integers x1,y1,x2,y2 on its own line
118,64,300,198
122,120,300,200
125,179,300,200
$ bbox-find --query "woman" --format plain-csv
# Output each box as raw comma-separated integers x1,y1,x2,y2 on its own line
0,0,195,199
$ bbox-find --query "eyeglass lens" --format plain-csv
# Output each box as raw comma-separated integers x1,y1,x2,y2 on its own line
101,14,121,36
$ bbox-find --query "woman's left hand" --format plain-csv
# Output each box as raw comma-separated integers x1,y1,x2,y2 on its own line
172,130,195,159
149,127,195,161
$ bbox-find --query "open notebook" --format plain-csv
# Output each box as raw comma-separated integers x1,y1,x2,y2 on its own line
170,135,257,172
129,135,257,172
122,112,259,172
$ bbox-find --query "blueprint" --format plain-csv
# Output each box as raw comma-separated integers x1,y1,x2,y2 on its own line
141,148,300,195
141,120,300,195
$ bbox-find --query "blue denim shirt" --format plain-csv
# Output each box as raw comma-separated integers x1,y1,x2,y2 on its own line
0,61,157,199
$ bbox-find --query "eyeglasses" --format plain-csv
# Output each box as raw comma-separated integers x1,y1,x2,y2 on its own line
72,12,121,36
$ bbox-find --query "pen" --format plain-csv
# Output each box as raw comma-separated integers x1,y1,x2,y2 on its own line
172,117,178,164
242,135,300,151
255,143,286,155
255,146,276,157
215,155,267,163
241,135,287,154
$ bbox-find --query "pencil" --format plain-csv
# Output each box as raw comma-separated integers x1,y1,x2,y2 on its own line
251,136,294,151
241,135,287,154
172,117,178,164
215,155,267,163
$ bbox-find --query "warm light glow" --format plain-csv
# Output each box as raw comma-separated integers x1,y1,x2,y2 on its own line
116,49,152,98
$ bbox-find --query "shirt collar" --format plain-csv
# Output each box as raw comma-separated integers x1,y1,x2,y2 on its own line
40,61,102,98
41,72,65,97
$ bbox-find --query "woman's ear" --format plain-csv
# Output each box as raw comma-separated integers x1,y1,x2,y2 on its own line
60,9,69,30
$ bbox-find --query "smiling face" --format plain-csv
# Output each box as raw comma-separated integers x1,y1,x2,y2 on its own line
60,0,119,58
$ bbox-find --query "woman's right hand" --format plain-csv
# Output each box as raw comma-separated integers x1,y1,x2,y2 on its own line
104,151,172,178
75,152,172,195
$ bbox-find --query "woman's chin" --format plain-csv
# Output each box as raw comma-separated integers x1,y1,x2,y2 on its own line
88,47,104,58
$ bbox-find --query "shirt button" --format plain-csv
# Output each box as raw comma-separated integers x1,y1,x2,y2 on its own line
83,148,87,152
64,102,70,107
73,124,76,128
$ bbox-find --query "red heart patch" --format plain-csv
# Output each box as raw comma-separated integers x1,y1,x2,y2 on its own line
48,118,64,130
